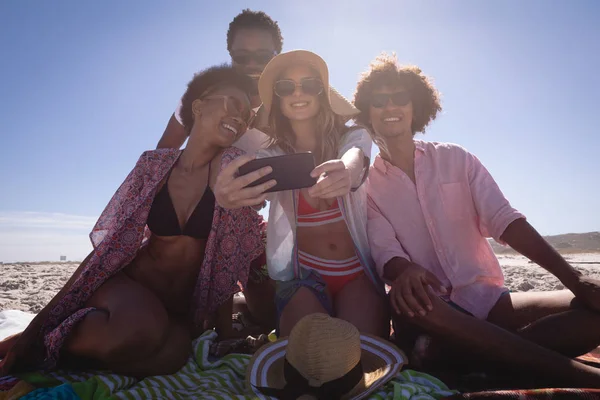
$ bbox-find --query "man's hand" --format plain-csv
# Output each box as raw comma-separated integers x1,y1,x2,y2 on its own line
572,275,600,313
389,262,447,318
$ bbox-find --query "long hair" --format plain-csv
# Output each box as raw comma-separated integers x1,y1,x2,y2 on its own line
266,74,348,165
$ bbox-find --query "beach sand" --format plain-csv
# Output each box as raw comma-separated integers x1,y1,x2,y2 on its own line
1,254,599,313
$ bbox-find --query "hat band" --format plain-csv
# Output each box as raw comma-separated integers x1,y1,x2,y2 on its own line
254,358,363,400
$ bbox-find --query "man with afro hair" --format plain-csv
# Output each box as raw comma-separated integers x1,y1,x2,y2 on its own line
355,53,600,387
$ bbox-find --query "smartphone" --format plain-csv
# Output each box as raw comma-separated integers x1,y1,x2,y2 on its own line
238,152,317,193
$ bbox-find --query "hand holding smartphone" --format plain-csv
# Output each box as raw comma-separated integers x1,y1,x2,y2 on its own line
238,152,317,193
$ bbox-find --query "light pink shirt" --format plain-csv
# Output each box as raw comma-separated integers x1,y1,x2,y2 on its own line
367,140,525,319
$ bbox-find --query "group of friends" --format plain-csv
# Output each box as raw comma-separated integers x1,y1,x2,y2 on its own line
1,8,600,398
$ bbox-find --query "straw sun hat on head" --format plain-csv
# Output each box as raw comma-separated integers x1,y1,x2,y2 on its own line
258,50,359,120
246,313,406,400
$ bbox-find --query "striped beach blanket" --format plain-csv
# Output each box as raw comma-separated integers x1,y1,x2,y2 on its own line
8,331,455,399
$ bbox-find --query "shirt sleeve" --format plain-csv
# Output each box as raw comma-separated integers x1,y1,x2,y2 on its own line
467,151,526,244
367,193,411,279
339,127,372,190
339,127,372,159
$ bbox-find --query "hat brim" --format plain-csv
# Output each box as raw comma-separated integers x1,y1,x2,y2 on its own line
258,50,359,121
246,334,406,400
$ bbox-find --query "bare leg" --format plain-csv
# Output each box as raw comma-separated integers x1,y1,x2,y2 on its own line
488,291,600,357
111,321,191,378
397,295,600,388
0,334,21,358
243,278,277,331
63,273,191,377
241,254,277,332
334,274,389,338
487,290,576,330
278,287,330,337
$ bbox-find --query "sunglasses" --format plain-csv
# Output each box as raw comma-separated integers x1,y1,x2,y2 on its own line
370,91,411,108
203,95,256,127
274,77,324,97
230,51,275,66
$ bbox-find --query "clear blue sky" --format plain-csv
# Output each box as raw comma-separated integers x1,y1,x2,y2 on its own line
1,0,598,262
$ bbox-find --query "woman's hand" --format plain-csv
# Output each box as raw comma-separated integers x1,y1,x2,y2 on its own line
214,155,277,209
307,160,352,199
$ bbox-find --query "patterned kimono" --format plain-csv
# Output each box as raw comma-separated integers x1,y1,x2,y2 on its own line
38,147,265,367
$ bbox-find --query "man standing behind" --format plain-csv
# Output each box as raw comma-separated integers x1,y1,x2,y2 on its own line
157,9,282,154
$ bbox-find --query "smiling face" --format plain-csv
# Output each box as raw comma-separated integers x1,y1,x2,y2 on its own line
277,64,322,122
190,85,252,148
229,28,277,78
368,85,414,140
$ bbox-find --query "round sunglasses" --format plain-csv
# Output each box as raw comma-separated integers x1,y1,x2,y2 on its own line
370,91,411,108
203,95,256,127
274,77,324,97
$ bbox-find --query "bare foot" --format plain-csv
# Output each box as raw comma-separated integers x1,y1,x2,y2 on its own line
0,333,22,358
411,334,432,370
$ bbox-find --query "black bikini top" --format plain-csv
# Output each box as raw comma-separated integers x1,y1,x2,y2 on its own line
147,165,215,239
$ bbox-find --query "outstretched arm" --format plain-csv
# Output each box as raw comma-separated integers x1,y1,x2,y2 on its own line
501,218,580,288
501,218,600,312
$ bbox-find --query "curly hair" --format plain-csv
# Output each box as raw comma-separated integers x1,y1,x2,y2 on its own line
353,53,441,135
227,9,283,54
179,64,254,135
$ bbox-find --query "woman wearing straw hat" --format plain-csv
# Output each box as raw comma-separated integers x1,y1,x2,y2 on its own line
214,50,389,338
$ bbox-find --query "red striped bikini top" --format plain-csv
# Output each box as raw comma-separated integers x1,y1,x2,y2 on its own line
297,192,344,227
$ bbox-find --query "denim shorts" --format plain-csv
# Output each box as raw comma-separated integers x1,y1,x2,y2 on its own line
273,269,334,335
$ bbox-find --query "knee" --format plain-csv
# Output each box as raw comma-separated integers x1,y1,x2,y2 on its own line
391,295,454,332
160,325,192,374
103,308,170,361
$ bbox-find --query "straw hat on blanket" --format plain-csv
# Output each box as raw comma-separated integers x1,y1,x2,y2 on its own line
246,313,406,400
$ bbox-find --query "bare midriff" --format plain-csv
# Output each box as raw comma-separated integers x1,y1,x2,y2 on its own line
123,234,207,316
296,218,357,260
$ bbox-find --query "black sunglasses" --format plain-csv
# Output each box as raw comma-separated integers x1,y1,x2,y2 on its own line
230,51,275,66
370,91,411,108
274,78,324,97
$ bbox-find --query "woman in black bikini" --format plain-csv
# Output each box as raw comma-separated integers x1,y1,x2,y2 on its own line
0,64,265,378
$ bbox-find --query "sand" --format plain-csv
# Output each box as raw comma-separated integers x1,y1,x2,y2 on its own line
1,254,599,314
0,262,79,313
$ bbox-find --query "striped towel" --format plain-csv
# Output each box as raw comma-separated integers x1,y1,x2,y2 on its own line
16,331,455,399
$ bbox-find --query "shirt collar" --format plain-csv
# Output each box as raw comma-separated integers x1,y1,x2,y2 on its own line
414,140,427,154
373,154,389,174
373,140,426,175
